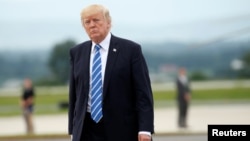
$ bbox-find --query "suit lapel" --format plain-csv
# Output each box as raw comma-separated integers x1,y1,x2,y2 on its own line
80,41,91,96
103,36,120,100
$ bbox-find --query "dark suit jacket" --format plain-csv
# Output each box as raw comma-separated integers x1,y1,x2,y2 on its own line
68,35,154,141
176,77,191,103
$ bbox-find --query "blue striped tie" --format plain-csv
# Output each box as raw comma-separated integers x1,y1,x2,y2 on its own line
91,44,103,123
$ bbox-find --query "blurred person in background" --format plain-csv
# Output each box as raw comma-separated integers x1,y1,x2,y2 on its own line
20,78,35,134
176,67,191,128
68,4,154,141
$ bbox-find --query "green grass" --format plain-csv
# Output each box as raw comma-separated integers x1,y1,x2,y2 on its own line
153,87,250,100
152,87,250,108
0,94,68,117
192,88,250,100
0,86,250,117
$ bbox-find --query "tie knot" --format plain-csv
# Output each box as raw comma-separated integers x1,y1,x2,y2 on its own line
95,44,101,51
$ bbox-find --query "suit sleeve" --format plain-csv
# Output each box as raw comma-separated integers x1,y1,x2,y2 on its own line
68,49,76,134
131,45,154,134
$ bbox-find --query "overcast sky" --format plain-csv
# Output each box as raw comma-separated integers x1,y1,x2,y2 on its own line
1,0,250,50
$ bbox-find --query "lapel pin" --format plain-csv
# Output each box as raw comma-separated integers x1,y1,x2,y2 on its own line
113,48,117,52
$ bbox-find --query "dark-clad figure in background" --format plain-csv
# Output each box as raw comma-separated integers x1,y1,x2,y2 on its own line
20,78,35,134
68,4,154,141
176,67,191,128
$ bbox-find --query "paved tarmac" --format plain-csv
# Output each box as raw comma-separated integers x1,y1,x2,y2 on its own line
0,103,250,137
0,135,207,141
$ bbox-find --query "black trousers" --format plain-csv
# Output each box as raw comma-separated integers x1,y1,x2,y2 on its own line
178,101,188,127
81,113,105,141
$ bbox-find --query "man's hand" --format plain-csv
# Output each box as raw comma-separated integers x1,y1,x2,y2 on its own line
185,93,191,102
138,134,151,141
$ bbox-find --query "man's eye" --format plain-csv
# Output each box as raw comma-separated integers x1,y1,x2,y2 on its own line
93,19,100,22
84,21,90,24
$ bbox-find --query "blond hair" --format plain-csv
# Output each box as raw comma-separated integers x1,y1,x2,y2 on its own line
80,4,112,24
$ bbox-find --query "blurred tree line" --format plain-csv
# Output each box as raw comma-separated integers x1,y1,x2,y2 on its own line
38,39,76,85
239,51,250,78
0,40,250,86
143,41,250,81
45,40,250,83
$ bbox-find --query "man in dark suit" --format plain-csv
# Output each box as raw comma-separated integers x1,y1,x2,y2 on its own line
176,67,191,128
68,4,154,141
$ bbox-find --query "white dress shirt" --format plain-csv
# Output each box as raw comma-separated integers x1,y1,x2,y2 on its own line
179,75,188,86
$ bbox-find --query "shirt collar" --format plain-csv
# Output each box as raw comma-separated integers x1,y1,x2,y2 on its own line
91,32,111,52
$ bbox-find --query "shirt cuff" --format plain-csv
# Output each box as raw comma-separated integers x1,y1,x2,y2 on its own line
138,131,151,136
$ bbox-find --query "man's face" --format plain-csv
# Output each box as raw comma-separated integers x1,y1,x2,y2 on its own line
82,12,110,43
24,79,32,88
180,69,186,76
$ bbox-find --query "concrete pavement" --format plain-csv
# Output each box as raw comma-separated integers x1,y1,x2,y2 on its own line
0,103,250,137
